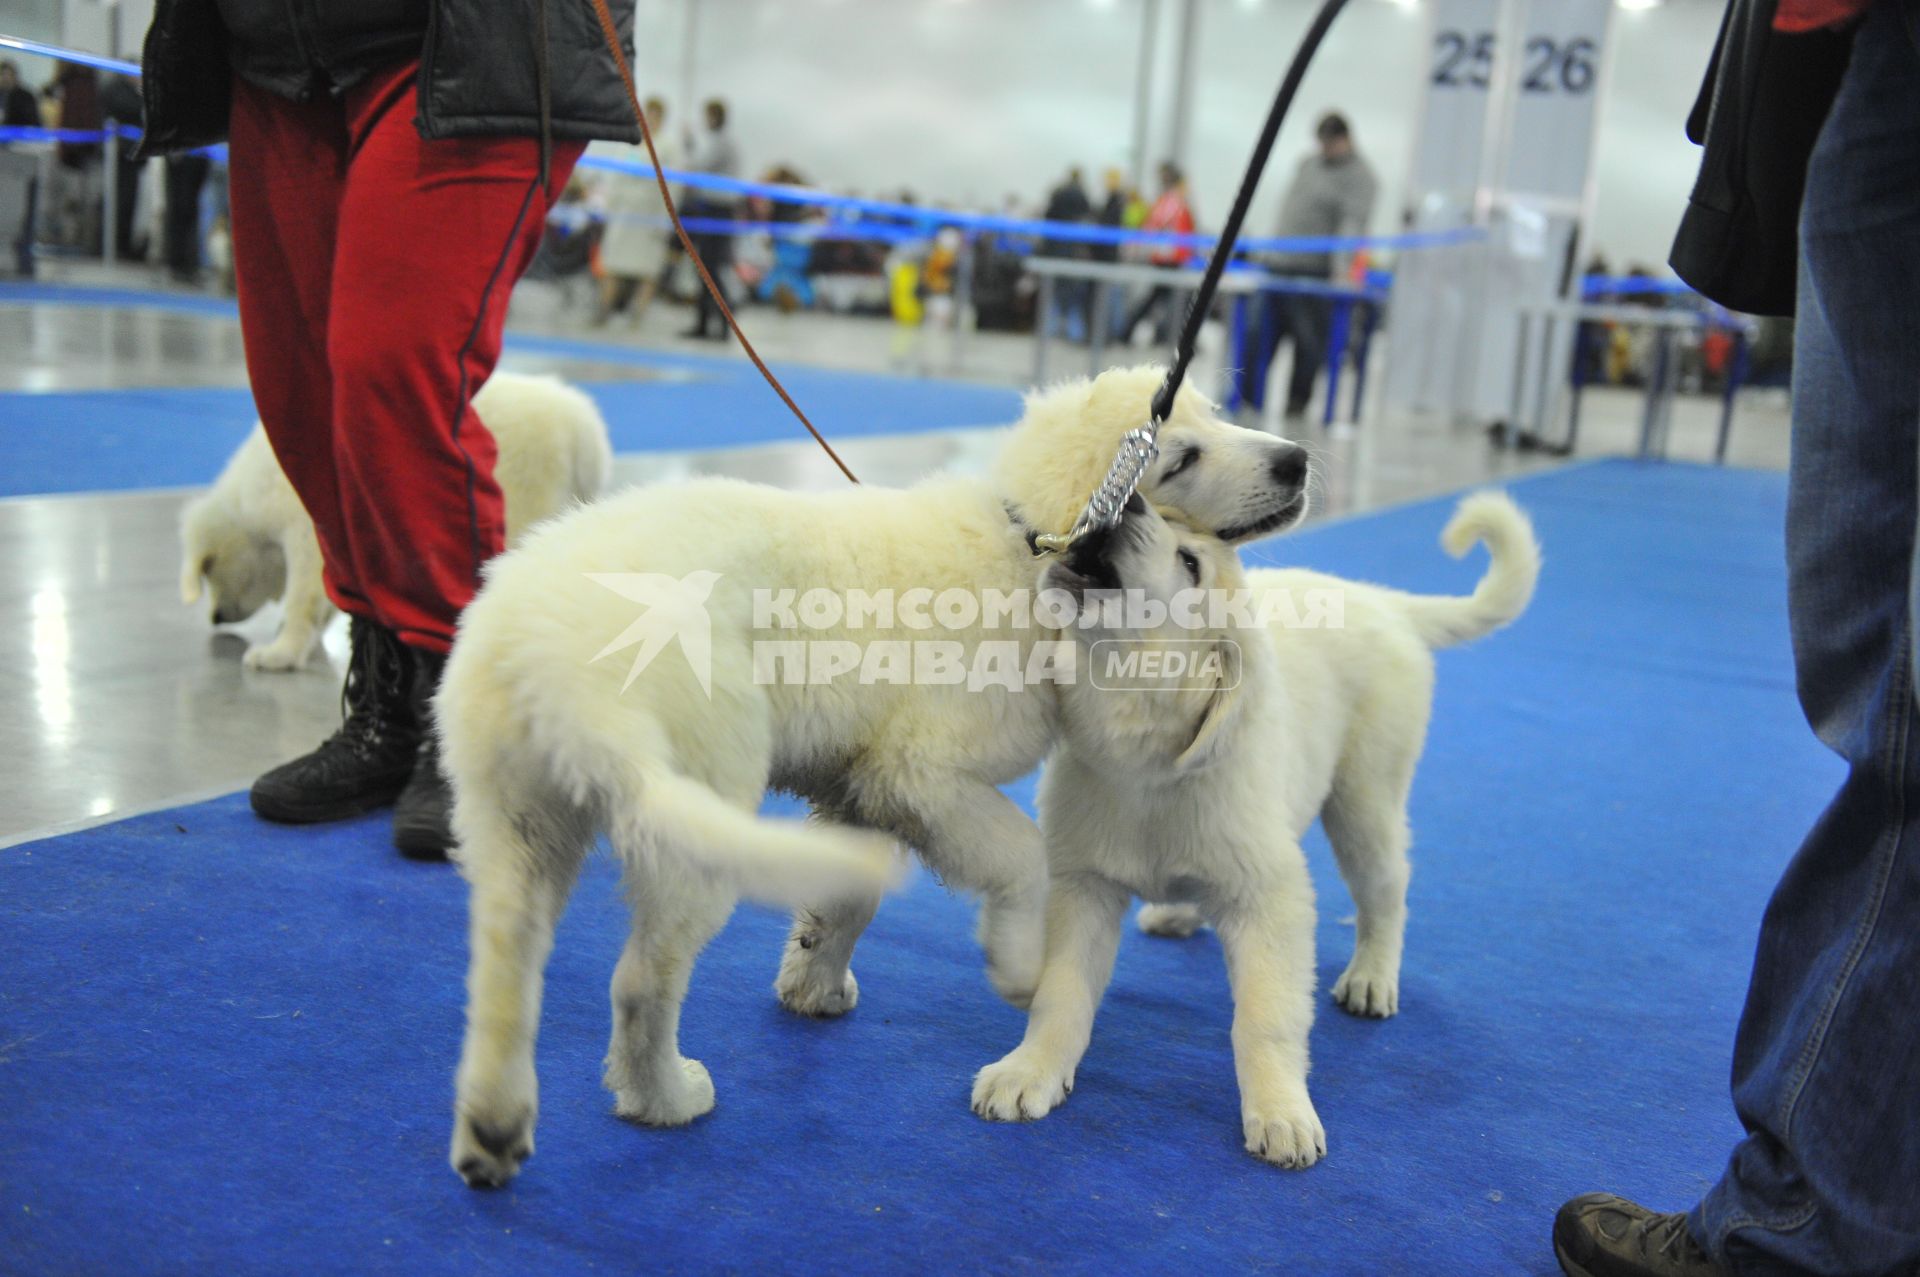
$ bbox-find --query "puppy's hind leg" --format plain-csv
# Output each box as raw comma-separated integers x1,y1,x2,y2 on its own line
774,795,880,1018
1322,774,1414,1019
603,854,735,1126
776,891,879,1018
450,796,593,1188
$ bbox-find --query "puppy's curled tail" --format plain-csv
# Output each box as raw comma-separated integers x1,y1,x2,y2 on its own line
626,763,903,910
1398,491,1541,649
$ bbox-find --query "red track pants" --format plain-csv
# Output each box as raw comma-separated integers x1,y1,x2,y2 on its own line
227,62,583,653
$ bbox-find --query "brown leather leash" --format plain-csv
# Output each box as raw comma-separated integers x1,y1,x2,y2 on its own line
585,0,860,484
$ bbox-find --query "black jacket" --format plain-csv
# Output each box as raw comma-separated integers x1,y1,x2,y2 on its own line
136,0,640,158
2,86,40,128
1040,180,1092,259
1667,0,1852,316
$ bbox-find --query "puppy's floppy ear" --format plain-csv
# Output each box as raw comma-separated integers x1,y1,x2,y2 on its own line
1172,640,1247,773
179,498,210,604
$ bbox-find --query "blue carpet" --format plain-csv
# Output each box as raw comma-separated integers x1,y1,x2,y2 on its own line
0,460,1839,1274
0,283,1021,498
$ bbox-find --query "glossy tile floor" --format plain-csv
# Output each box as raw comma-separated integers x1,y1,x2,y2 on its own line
0,267,1792,845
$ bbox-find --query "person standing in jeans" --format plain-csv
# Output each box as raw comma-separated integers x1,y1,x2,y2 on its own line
135,0,639,858
1240,112,1376,423
1552,2,1920,1274
680,97,740,340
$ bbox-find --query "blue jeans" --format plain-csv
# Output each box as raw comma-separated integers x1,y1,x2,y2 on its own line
1047,276,1090,343
1689,5,1920,1274
1238,284,1329,416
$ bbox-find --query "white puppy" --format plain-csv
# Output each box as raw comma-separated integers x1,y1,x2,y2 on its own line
971,490,1539,1169
440,366,1310,1187
179,372,614,671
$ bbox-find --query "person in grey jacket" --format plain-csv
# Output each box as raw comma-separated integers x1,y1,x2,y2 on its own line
138,0,640,860
1240,111,1376,422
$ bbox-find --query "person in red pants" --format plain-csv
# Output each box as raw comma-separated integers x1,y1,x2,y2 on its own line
136,1,640,857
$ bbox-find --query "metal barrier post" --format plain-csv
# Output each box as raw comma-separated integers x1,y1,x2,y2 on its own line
1033,269,1054,386
1529,311,1555,440
949,230,975,376
1715,327,1747,465
102,127,118,266
1504,309,1532,449
1088,279,1109,374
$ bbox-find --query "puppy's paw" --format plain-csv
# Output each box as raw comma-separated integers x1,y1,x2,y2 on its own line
1332,962,1400,1018
450,1105,534,1189
1243,1099,1326,1169
971,1050,1072,1122
1136,902,1206,938
243,640,308,672
610,1056,716,1127
774,952,860,1018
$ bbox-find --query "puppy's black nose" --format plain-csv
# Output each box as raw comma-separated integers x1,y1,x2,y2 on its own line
1272,445,1308,490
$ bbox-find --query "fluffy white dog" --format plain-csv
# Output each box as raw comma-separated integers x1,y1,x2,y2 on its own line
179,372,614,671
971,490,1539,1169
440,366,1311,1187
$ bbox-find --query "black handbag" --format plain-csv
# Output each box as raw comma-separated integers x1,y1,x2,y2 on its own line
1667,0,1854,317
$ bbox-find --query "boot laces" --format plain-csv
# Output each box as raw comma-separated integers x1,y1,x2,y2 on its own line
332,620,412,754
1648,1212,1702,1265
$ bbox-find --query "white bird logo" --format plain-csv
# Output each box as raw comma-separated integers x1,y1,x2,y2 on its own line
586,571,722,697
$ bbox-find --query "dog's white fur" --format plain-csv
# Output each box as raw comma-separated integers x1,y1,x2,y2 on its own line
178,372,614,670
971,491,1540,1169
438,366,1310,1187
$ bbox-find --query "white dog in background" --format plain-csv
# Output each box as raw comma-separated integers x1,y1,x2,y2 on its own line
178,372,614,671
971,490,1539,1169
439,366,1311,1188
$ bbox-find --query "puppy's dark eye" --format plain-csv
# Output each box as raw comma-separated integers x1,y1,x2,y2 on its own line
1178,548,1201,584
1164,446,1201,480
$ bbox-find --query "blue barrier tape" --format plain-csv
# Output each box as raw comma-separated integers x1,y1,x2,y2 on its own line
0,123,223,158
576,152,1484,257
0,125,134,143
1,119,1479,257
1581,275,1694,298
0,33,141,77
588,212,928,245
0,28,1487,260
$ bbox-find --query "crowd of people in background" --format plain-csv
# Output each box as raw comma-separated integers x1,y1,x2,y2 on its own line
1,59,220,285
5,76,1783,402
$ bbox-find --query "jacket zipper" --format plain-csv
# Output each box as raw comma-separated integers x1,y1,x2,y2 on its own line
416,0,442,136
277,0,329,100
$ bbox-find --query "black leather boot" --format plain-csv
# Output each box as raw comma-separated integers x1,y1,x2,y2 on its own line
391,648,454,861
250,617,421,823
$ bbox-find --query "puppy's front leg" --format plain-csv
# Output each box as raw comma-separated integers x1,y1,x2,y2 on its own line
971,872,1129,1121
245,529,330,672
900,782,1050,1007
1216,875,1326,1169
